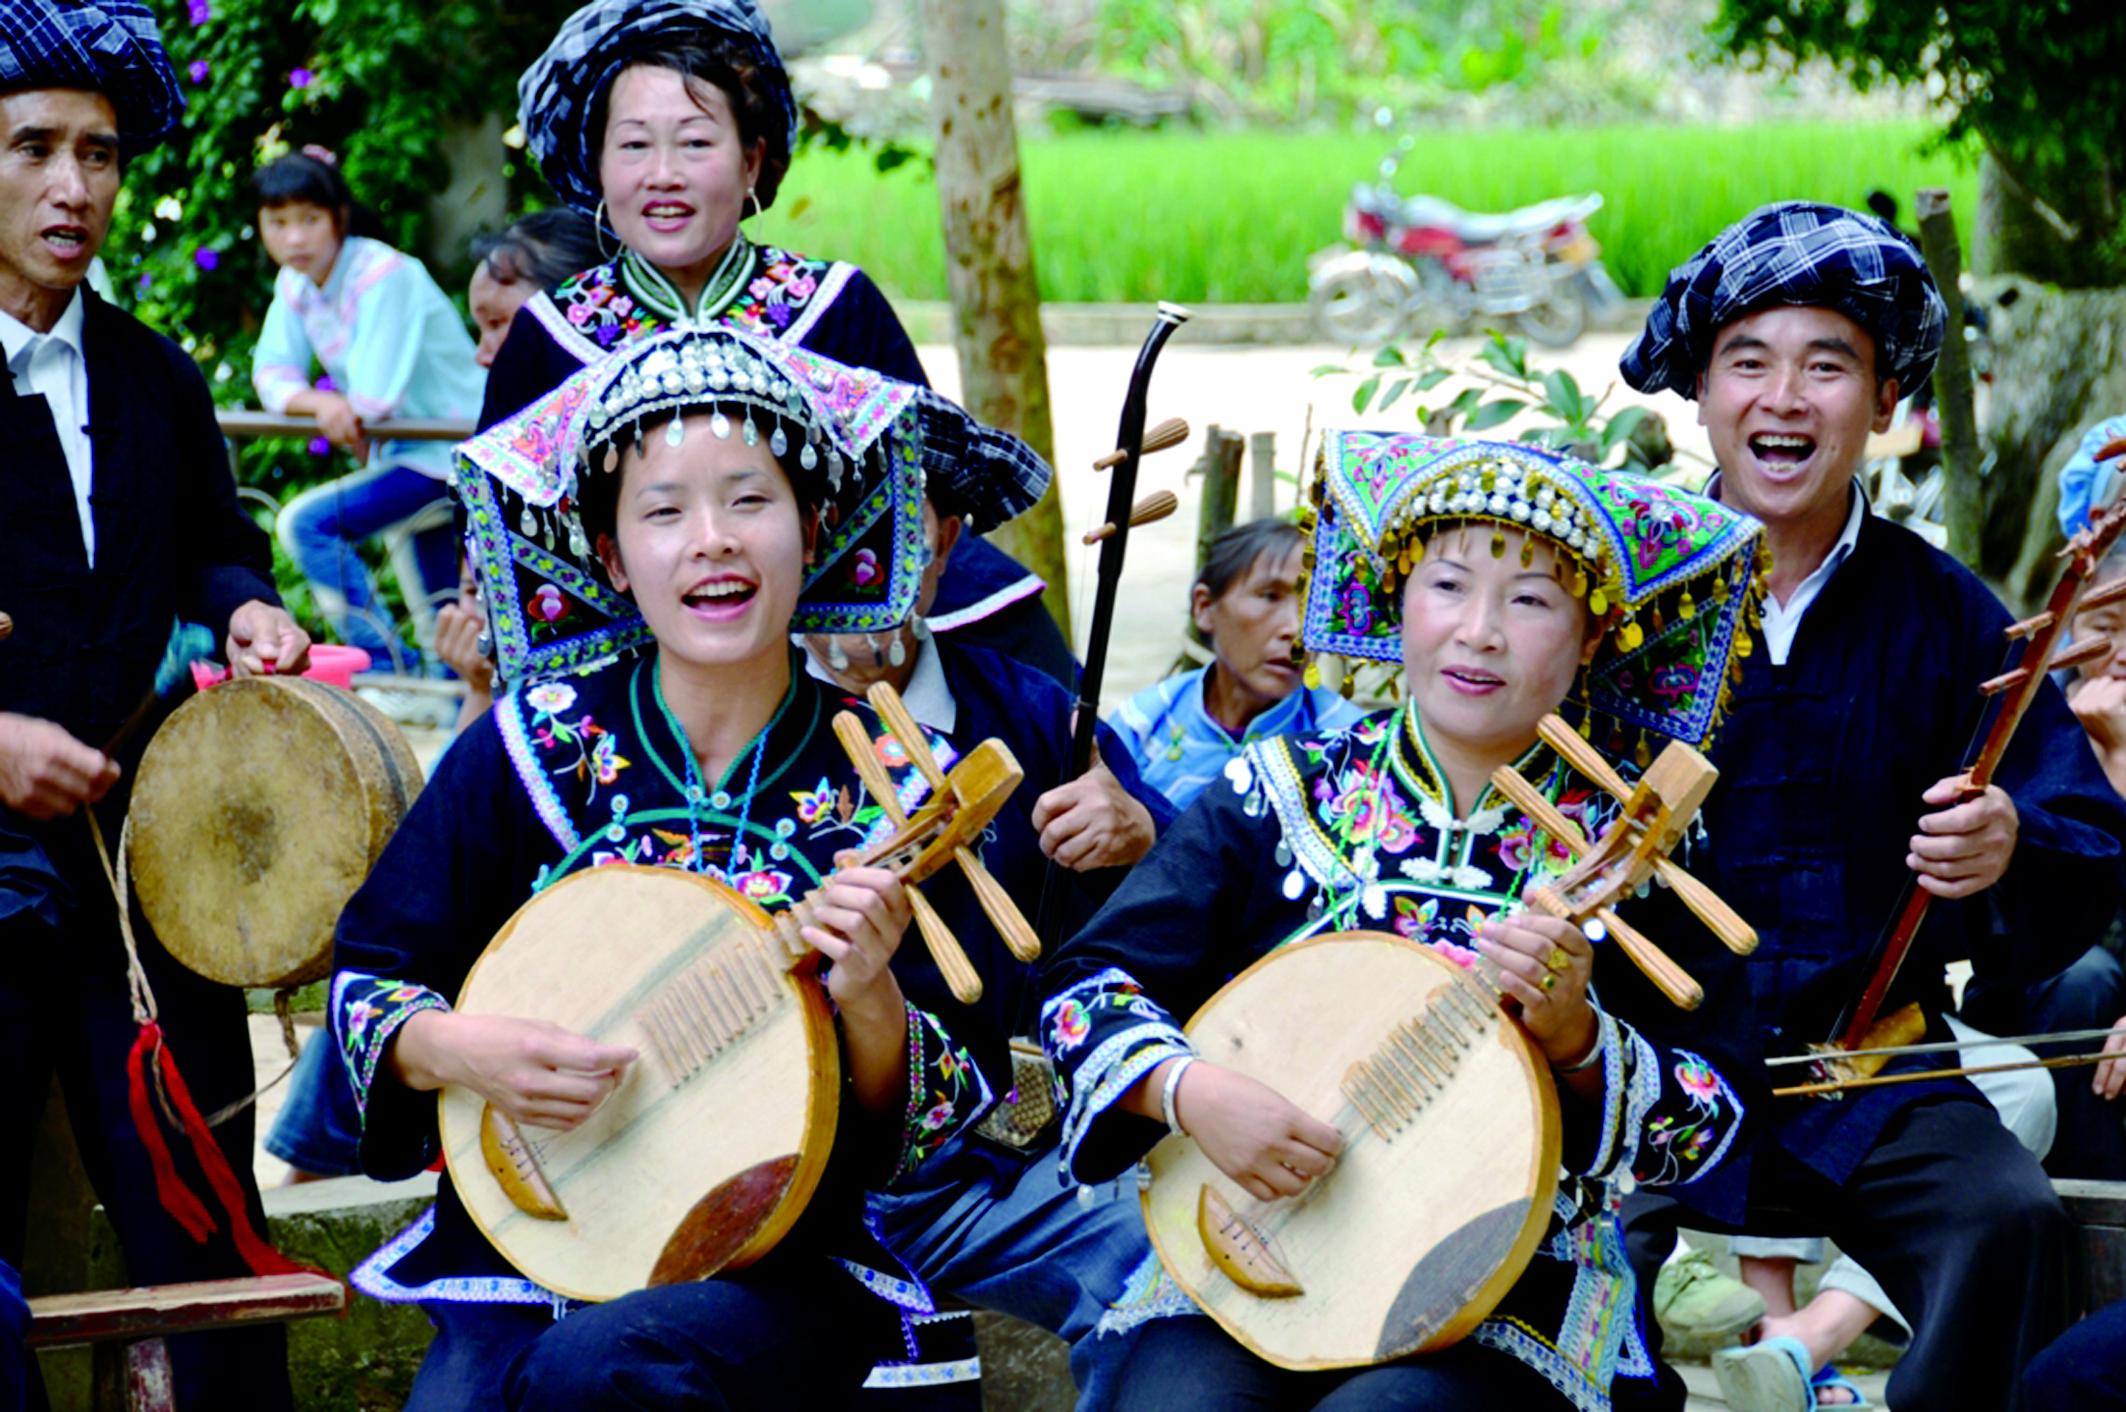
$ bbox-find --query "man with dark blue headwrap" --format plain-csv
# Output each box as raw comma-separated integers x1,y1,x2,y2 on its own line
1614,202,2124,1412
1,4,308,1407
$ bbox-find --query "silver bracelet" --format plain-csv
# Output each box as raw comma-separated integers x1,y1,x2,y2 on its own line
1159,1055,1197,1137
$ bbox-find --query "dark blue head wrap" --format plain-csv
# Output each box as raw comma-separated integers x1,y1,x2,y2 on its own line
518,0,797,218
0,0,182,153
1621,201,1947,401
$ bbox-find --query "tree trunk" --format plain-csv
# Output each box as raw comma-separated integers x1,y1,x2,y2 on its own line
918,0,1069,642
1914,190,1983,567
1975,150,2110,289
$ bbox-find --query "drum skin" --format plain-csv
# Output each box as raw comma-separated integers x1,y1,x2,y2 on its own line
440,865,839,1304
1141,930,1562,1371
128,676,421,988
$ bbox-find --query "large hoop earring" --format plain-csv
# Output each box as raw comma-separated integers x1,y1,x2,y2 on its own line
746,188,762,222
594,198,619,262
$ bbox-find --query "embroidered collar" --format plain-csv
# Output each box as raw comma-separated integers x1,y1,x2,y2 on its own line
620,234,754,326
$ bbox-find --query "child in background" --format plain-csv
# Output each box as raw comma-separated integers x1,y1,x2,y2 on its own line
251,148,484,673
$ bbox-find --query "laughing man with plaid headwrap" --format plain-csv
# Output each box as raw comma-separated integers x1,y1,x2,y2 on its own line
0,4,311,1407
1614,203,2126,1412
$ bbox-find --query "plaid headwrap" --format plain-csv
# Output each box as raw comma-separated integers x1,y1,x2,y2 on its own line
458,325,1051,681
518,0,798,217
1622,201,1947,401
1299,434,1767,754
0,0,182,152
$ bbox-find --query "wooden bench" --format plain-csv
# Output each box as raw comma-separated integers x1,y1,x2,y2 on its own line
28,1273,345,1412
2059,1178,2126,1311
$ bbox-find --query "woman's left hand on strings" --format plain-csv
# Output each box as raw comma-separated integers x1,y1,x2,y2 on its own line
805,859,913,1015
1477,911,1596,1066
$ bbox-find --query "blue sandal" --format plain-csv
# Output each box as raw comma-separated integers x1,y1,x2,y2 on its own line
1809,1364,1869,1408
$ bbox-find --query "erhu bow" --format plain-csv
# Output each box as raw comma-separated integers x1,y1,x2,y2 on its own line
1791,449,2126,1098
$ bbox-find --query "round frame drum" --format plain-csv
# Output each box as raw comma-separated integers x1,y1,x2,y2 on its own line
129,677,422,987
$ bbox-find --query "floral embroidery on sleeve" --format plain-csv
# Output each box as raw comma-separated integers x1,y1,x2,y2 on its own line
1041,968,1193,1183
889,1003,994,1184
1575,1006,1743,1188
332,970,451,1119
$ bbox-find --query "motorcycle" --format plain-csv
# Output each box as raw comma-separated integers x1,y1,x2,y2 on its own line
1309,132,1623,349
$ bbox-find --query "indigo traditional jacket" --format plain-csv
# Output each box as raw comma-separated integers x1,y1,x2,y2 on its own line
330,650,996,1317
1697,511,2126,1184
1042,708,1756,1412
478,244,926,433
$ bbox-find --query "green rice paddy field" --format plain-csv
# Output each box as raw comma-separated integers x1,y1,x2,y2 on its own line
751,121,1978,305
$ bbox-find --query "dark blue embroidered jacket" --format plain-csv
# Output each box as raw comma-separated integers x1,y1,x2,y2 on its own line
328,651,993,1312
1042,708,1755,1412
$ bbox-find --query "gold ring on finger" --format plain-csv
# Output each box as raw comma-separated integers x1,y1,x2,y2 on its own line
1540,971,1558,993
1545,947,1572,973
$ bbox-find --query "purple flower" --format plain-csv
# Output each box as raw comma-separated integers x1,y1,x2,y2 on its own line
186,0,212,23
135,273,152,294
315,373,336,392
187,59,210,84
308,437,331,456
289,68,314,90
192,248,219,271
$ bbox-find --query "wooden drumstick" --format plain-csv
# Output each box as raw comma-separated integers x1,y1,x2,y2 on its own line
831,711,983,1005
1092,416,1189,471
865,683,1043,964
1083,490,1181,545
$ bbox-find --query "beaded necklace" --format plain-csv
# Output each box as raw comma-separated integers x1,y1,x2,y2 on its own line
621,232,754,327
652,669,770,883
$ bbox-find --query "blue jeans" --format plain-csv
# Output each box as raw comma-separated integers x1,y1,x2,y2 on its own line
866,1136,1148,1409
263,1028,363,1178
277,464,457,669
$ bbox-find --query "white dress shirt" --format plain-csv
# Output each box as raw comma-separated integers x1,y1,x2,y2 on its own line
1,289,95,565
1708,474,1867,667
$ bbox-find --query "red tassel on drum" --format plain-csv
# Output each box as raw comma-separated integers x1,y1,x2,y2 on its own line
125,1022,217,1243
126,1020,307,1277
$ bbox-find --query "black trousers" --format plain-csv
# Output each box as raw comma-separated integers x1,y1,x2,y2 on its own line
401,1256,903,1410
0,820,291,1412
1621,1095,2077,1412
1109,1314,1567,1411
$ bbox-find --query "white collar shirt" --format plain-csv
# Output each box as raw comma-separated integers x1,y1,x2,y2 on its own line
1708,473,1867,667
800,632,959,735
1,289,95,565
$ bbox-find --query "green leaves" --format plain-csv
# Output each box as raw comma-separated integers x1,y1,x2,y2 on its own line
1322,330,1669,471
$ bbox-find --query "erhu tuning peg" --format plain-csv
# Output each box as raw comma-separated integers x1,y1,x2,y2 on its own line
1083,490,1181,545
1092,417,1189,471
